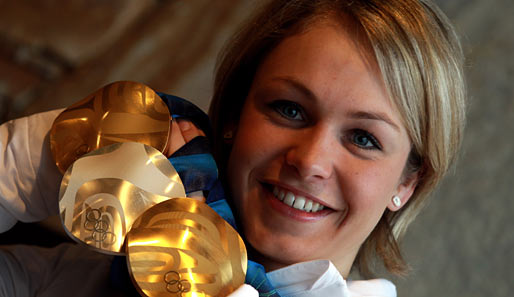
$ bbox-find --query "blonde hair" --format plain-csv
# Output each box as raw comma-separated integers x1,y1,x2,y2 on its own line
209,0,466,277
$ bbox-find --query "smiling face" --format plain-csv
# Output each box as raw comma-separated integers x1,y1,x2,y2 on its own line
227,17,418,275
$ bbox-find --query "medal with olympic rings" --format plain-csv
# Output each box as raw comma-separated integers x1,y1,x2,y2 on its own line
58,142,185,254
126,198,247,297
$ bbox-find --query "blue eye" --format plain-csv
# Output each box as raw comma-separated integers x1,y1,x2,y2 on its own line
352,130,381,150
270,100,304,121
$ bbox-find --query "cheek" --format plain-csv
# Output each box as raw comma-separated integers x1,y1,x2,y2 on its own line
229,114,277,175
228,127,260,178
226,119,262,204
343,163,403,215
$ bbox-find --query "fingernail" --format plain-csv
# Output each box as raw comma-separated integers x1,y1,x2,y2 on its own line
177,119,191,132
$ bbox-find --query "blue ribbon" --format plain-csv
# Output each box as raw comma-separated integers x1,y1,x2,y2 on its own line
209,199,280,297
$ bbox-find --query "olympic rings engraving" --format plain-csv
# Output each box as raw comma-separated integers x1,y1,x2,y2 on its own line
83,208,116,245
164,271,191,296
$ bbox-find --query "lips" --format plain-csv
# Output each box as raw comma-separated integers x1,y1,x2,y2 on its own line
272,186,326,213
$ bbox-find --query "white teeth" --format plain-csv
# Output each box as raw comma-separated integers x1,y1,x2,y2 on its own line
271,186,325,213
311,202,320,212
273,187,286,201
283,192,295,206
304,200,313,212
278,190,285,201
293,196,306,210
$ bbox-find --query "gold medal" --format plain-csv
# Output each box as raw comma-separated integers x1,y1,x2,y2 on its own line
50,81,170,173
127,198,247,297
52,81,247,294
59,142,185,254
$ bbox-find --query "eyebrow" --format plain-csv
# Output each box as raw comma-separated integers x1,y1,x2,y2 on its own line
272,76,401,132
349,111,400,132
272,77,317,101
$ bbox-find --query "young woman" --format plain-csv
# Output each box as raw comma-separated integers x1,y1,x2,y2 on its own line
0,0,465,296
207,0,466,294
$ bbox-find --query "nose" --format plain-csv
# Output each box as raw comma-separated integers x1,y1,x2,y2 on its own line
285,127,334,180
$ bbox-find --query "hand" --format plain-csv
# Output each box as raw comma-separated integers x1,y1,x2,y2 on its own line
163,118,206,157
227,284,259,297
163,118,207,201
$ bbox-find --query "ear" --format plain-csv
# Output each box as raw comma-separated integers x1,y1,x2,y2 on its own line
387,172,419,211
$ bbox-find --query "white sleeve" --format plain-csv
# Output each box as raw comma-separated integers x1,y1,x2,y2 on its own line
0,109,64,233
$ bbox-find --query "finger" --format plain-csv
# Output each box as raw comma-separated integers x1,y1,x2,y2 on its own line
177,119,205,143
227,284,258,297
187,190,206,202
175,119,207,202
163,119,186,157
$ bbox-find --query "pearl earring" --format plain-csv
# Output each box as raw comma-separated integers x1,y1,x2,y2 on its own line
392,195,402,207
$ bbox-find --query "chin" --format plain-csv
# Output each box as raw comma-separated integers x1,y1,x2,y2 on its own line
243,221,322,271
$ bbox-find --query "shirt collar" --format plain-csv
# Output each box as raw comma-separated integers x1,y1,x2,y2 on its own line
266,260,396,297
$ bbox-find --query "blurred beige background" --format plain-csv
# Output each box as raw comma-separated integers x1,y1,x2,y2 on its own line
0,1,512,296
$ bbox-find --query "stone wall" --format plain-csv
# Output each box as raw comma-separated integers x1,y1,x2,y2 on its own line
0,1,511,296
395,1,514,296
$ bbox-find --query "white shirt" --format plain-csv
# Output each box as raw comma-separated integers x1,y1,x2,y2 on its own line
265,260,396,297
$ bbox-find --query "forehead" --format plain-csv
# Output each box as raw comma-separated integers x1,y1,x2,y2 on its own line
253,17,399,117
